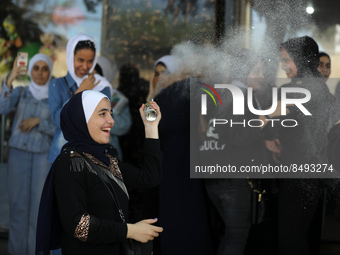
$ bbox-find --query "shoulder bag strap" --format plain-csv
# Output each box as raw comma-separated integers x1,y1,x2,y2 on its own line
79,152,126,223
63,77,75,96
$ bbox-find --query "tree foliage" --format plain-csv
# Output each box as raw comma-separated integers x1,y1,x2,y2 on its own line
102,1,215,68
0,1,42,55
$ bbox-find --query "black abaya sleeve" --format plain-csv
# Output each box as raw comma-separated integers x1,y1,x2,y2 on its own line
327,123,340,171
119,138,162,189
53,151,128,245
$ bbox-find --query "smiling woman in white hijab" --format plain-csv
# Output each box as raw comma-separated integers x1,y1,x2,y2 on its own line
48,33,113,164
0,53,55,255
36,90,163,255
28,54,53,100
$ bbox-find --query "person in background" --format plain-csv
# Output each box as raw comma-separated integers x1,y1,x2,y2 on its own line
328,120,340,171
271,36,334,255
0,53,55,255
204,53,271,255
153,54,214,255
317,52,331,81
36,90,163,254
146,55,180,102
95,55,118,85
317,51,339,123
48,33,112,164
94,56,132,160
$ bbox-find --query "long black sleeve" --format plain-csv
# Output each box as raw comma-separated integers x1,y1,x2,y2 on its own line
328,123,340,171
119,138,162,189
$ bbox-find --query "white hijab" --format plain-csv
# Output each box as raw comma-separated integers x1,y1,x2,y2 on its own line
96,56,118,83
66,33,112,95
154,55,180,74
28,53,53,101
82,90,108,123
82,90,129,196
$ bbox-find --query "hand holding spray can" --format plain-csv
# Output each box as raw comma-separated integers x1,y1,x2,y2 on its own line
144,99,157,121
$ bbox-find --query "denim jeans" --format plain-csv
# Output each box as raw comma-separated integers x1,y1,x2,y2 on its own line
7,148,49,255
205,179,252,255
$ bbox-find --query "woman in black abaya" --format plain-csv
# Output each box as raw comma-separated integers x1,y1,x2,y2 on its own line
270,36,335,255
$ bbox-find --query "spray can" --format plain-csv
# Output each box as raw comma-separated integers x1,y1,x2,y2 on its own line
144,99,157,121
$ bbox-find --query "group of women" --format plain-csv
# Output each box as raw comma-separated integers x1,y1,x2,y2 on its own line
149,35,339,255
1,32,340,255
1,33,162,255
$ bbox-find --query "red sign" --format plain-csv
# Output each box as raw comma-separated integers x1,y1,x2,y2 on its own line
52,6,85,25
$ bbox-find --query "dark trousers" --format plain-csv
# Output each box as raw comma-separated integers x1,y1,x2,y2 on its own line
205,179,252,255
278,179,322,255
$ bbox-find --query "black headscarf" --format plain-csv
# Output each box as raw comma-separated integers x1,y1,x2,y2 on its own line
280,36,321,78
319,51,330,61
60,91,110,165
36,91,110,254
318,51,331,66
